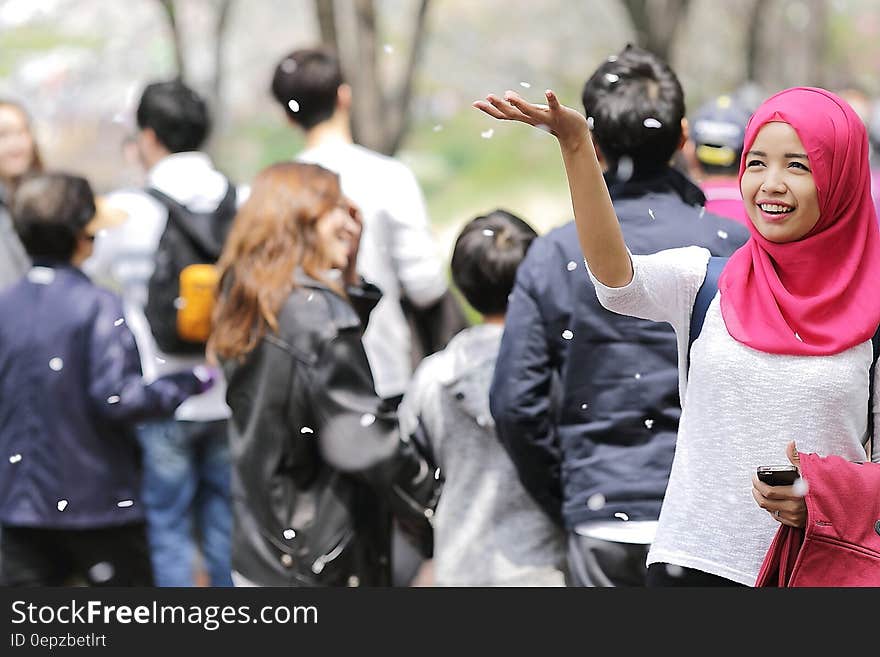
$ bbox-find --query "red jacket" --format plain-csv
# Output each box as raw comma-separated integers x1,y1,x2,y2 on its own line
756,451,880,587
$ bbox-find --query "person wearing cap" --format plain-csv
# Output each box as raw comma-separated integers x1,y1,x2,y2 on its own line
0,172,213,586
690,94,752,226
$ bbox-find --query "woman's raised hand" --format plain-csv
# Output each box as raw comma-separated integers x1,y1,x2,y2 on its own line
473,89,589,151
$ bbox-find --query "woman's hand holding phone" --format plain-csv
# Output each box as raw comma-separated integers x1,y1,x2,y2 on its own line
751,440,807,528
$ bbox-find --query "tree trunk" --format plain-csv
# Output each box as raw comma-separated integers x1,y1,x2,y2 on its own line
209,0,234,126
620,0,692,63
744,0,771,85
315,0,338,46
313,0,432,155
156,0,187,82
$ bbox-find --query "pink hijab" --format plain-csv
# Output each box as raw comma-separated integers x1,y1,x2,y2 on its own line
718,87,880,356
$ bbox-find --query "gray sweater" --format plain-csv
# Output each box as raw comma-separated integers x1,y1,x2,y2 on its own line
399,324,566,586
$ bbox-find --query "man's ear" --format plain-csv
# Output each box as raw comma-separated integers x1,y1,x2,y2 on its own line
677,117,690,152
337,83,353,112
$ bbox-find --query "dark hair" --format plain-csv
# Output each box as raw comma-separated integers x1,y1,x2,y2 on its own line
451,209,538,316
12,172,95,260
581,44,685,176
271,48,343,130
136,79,210,152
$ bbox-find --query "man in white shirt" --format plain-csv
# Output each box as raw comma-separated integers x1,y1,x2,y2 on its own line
85,80,236,587
270,47,448,405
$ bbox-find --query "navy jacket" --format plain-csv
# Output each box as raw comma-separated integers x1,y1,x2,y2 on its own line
489,168,750,529
0,262,201,529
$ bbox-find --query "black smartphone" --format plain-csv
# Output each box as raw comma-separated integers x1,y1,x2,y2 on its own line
757,465,799,486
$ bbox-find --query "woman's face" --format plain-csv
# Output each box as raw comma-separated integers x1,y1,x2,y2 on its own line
740,121,820,243
315,202,358,270
0,105,35,182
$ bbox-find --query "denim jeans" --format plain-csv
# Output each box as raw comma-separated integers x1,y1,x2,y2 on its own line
137,419,232,586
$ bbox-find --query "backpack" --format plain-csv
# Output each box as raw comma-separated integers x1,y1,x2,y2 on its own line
144,182,237,355
688,256,880,437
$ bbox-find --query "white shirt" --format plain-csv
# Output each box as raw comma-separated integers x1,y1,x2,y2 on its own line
589,246,878,585
84,152,247,422
297,139,447,399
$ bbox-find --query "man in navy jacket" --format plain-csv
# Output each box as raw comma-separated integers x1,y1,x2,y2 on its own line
489,45,750,586
0,173,210,586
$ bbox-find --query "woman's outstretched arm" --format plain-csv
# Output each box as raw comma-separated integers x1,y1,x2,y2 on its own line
473,89,632,287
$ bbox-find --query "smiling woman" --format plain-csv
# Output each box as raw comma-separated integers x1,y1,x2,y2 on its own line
209,161,439,587
740,122,820,243
474,85,880,586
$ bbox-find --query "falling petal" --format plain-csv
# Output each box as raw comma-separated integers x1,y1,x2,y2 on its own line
614,512,629,521
360,413,376,427
567,260,578,272
88,562,115,583
605,73,620,83
580,403,588,410
587,493,606,510
586,116,595,130
648,208,656,220
283,528,296,540
9,454,22,464
433,124,443,132
114,318,125,327
57,500,68,512
288,99,300,113
307,292,314,302
793,477,809,497
116,499,134,508
300,427,314,435
49,357,64,371
280,58,297,73
173,297,186,309
562,330,574,340
717,230,728,239
481,129,494,139
383,44,394,54
482,229,495,237
665,564,685,578
107,395,121,405
643,117,663,129
634,372,642,380
617,156,634,182
434,467,442,480
520,82,531,88
27,267,55,285
644,418,654,429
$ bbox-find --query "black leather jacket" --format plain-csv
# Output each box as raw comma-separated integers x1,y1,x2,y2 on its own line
222,272,437,586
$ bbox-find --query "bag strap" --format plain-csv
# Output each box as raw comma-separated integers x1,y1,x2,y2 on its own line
687,256,728,360
146,181,236,262
868,326,880,457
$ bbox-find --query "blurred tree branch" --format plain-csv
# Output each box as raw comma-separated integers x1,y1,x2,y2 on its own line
314,0,432,155
157,0,186,81
154,0,236,136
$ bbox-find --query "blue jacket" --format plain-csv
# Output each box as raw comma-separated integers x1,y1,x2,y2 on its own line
489,168,751,529
0,262,201,529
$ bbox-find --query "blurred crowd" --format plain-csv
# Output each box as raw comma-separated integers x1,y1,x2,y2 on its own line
1,42,880,588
